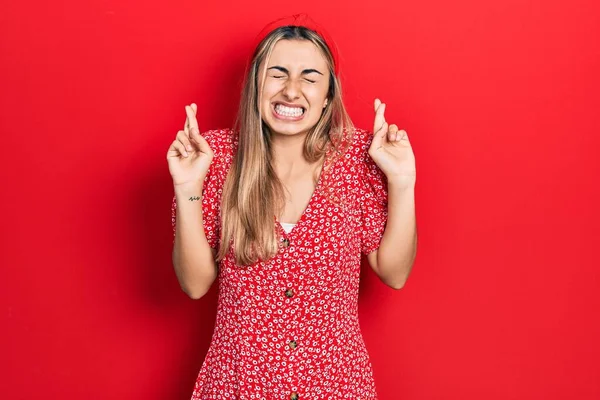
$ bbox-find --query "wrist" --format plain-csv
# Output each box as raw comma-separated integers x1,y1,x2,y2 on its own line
386,176,416,191
174,182,204,198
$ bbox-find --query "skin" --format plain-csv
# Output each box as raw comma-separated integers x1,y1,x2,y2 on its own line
366,99,418,289
257,39,331,225
258,39,330,139
167,41,418,295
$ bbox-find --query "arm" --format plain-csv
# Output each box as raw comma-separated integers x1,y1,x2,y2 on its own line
172,184,218,300
168,103,220,299
365,98,418,289
367,180,417,289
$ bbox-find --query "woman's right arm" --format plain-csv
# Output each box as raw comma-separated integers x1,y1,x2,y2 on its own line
172,184,218,299
167,103,217,299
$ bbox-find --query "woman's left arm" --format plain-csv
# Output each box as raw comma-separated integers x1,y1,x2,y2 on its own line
366,98,418,289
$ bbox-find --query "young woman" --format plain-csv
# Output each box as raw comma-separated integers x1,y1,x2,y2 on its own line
167,14,417,400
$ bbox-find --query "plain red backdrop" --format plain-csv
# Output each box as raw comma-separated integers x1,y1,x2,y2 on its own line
1,0,599,399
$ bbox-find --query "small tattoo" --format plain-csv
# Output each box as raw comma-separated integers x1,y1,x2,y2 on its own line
188,196,201,202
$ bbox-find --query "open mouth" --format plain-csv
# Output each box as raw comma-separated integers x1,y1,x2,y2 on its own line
273,103,305,119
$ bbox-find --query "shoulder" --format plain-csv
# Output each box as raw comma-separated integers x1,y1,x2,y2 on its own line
200,128,237,157
197,128,237,184
342,127,386,185
342,126,374,163
201,128,238,174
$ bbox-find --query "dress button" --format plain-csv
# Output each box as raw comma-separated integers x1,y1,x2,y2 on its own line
285,288,294,298
288,340,297,349
290,392,299,400
282,238,290,247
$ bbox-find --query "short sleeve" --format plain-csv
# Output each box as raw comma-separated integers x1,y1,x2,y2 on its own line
359,133,389,255
171,129,234,251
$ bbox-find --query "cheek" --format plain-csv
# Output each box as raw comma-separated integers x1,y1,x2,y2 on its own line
261,81,282,101
306,85,328,109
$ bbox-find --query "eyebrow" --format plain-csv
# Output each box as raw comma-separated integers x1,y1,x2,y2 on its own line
267,66,324,75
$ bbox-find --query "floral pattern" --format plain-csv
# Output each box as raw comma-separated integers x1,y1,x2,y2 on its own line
172,127,388,399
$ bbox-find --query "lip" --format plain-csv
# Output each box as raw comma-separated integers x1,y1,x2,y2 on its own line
274,101,305,108
271,102,306,122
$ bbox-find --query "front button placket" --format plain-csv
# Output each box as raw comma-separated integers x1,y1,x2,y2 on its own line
280,228,301,398
178,129,383,398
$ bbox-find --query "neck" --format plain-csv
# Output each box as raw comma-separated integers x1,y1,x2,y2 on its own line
271,131,308,168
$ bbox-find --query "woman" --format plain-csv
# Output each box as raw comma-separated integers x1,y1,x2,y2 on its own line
167,14,417,400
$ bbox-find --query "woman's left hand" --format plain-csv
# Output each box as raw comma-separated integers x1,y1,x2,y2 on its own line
369,98,416,187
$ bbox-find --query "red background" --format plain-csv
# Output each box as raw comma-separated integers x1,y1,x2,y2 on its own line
1,0,599,399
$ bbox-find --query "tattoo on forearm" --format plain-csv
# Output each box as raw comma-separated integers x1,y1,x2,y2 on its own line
188,196,201,202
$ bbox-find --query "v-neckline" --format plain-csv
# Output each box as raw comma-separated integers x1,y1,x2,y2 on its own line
275,152,329,238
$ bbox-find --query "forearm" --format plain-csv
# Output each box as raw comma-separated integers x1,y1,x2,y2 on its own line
376,181,417,288
172,184,218,299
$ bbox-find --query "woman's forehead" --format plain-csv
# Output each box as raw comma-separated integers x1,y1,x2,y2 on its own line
267,40,328,69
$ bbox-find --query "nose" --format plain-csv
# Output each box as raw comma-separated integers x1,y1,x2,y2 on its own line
282,78,301,101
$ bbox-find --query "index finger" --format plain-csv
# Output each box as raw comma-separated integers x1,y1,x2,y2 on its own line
184,103,198,132
186,105,199,131
373,100,386,134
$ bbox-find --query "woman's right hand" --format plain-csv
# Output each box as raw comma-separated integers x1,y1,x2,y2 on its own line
167,103,214,188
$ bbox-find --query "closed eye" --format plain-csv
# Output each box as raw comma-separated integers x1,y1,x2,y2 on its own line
272,76,315,83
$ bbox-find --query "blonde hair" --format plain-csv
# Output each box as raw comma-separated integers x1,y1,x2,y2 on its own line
217,25,354,266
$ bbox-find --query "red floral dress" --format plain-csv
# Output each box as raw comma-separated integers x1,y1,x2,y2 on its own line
171,127,388,399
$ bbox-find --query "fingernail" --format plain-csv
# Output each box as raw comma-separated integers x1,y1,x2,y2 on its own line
183,151,188,157
186,145,192,151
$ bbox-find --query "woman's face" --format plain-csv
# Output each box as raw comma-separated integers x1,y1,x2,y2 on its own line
258,39,330,138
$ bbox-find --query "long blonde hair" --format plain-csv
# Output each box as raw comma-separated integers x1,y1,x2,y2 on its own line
217,25,354,266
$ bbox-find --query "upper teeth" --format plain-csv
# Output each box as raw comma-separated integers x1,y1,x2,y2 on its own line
275,104,303,117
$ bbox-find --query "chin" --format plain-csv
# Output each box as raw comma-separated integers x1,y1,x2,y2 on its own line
268,123,310,137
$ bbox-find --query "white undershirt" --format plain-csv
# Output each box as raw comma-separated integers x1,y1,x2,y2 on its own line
280,222,296,234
